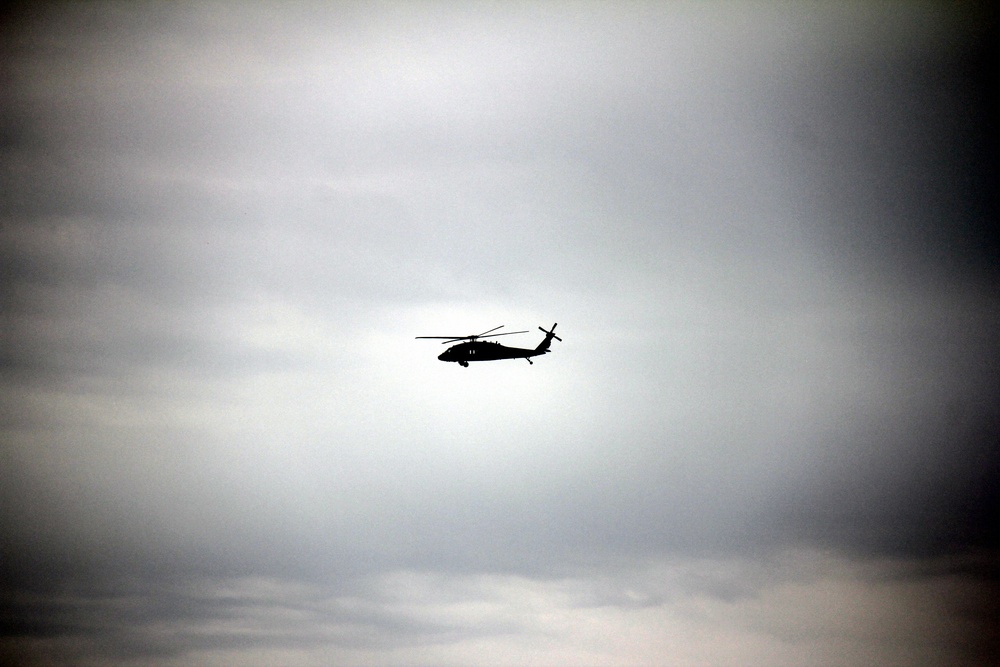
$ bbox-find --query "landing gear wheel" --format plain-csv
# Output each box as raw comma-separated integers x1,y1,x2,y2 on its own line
459,361,469,367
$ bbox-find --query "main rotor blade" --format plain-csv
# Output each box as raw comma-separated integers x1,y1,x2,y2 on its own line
416,336,475,345
415,335,472,339
416,326,527,344
477,325,505,337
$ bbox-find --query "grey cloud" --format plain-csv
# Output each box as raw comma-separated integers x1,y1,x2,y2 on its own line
1,2,997,665
4,555,997,665
1,574,528,664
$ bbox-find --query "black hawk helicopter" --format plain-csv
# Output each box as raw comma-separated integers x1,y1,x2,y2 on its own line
417,324,560,367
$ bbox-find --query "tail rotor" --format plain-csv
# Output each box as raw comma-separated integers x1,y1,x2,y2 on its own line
538,323,561,342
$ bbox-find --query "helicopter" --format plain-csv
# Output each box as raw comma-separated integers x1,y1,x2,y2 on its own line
417,324,560,367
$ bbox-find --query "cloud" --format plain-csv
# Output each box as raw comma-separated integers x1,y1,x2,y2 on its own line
3,551,996,666
1,2,997,665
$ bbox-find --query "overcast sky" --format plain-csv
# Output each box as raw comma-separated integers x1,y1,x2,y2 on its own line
1,2,997,665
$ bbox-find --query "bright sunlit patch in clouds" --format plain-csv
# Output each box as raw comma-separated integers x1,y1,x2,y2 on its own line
356,302,588,494
373,301,569,407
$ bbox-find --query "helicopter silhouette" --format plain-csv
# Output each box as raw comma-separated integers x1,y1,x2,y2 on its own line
417,324,560,367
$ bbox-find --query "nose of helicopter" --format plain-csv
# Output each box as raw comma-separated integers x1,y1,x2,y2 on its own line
437,351,448,361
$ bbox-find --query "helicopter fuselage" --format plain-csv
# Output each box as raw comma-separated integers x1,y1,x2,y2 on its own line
438,340,548,366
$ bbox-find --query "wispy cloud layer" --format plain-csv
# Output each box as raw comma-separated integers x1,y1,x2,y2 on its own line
4,551,996,666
